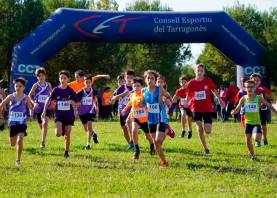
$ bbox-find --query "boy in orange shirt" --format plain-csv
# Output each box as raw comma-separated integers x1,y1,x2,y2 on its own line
102,87,113,120
122,77,154,160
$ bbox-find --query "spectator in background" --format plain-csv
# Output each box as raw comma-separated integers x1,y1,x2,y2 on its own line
219,84,228,121
101,86,113,120
226,81,239,122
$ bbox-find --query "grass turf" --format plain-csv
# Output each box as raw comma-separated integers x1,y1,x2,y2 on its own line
0,118,276,197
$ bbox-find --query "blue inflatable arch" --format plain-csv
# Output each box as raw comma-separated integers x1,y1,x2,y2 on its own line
10,8,265,92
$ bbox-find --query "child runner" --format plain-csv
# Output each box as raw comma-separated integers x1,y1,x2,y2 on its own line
101,87,113,120
112,70,134,150
42,70,80,158
250,73,272,146
0,77,33,166
143,70,171,168
77,74,99,150
122,77,154,160
172,76,193,138
0,85,6,131
157,75,175,138
186,64,225,154
28,68,52,148
68,70,110,93
231,80,277,160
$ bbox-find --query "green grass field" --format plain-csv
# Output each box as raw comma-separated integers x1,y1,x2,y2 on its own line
0,118,276,197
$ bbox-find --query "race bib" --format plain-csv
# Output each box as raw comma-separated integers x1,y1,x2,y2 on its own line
121,97,130,105
38,95,48,103
57,101,70,111
244,103,258,113
134,108,146,118
147,103,160,113
82,97,93,105
180,98,188,107
10,112,24,122
195,91,206,100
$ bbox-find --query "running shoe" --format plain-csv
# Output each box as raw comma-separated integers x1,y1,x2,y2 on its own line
166,124,175,138
40,141,45,149
127,142,135,150
15,160,20,167
181,130,186,138
64,151,69,158
159,161,168,168
92,132,99,144
255,141,261,147
251,155,257,160
85,145,91,150
264,140,268,145
188,130,192,139
204,148,210,154
133,152,140,160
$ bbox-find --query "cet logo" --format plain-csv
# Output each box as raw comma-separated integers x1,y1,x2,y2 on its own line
74,15,145,38
244,66,266,77
17,64,40,75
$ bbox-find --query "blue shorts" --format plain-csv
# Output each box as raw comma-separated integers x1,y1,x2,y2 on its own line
245,124,261,134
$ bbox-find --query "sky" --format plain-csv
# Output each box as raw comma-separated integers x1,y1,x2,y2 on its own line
116,0,277,63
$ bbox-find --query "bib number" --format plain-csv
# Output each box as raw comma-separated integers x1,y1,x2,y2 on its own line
57,101,70,111
121,97,130,105
134,108,146,118
10,112,24,122
195,91,206,100
147,103,160,113
180,98,188,107
38,95,48,103
244,103,258,112
82,97,92,105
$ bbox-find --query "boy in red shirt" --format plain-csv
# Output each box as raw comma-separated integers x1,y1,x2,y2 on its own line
172,76,193,138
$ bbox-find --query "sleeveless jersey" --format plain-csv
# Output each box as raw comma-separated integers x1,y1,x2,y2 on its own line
78,88,95,115
8,94,28,126
143,86,167,124
33,82,51,113
243,95,261,125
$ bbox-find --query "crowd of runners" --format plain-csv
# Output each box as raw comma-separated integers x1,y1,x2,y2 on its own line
0,63,276,168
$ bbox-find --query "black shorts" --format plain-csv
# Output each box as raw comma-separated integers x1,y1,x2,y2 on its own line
79,113,94,124
55,118,74,126
149,122,166,133
9,124,27,137
259,109,267,126
192,112,212,124
120,115,128,127
180,107,192,117
134,119,149,133
245,124,261,134
35,110,51,124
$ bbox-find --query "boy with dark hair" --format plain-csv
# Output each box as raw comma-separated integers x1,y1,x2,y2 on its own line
42,70,80,158
112,69,135,150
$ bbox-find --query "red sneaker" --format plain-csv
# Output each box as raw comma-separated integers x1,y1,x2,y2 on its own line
166,124,175,138
159,161,168,168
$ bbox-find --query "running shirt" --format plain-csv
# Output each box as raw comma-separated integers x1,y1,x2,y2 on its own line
68,77,96,93
8,94,28,126
126,92,147,123
255,85,271,110
49,86,80,121
243,95,261,125
102,92,112,106
32,82,51,114
77,88,95,115
174,87,190,108
143,86,167,124
114,84,133,115
186,77,216,112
